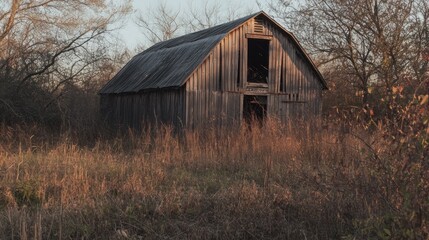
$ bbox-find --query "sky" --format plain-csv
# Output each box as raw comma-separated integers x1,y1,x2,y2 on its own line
117,0,262,50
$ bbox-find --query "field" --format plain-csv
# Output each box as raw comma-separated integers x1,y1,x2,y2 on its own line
0,120,427,239
1,0,428,239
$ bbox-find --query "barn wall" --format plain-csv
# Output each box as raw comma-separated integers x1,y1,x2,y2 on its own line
185,16,323,127
100,89,185,129
185,48,242,128
260,17,324,122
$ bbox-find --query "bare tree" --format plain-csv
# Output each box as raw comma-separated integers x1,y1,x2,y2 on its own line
136,2,181,46
136,0,257,46
185,0,222,32
263,0,429,110
0,0,132,124
0,0,20,43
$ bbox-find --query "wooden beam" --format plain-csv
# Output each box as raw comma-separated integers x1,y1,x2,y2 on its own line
245,33,273,40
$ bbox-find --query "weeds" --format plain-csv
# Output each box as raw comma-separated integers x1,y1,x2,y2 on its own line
0,119,427,239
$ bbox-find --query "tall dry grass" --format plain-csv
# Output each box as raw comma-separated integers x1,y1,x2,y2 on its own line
0,119,427,239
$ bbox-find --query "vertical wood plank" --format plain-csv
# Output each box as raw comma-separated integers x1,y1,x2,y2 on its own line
231,30,238,92
243,23,248,89
239,26,244,89
227,32,232,92
221,40,226,92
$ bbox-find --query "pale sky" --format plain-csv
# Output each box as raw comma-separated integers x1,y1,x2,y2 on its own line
117,0,262,50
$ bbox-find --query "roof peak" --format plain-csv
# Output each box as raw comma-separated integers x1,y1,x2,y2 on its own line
99,11,327,94
141,11,265,54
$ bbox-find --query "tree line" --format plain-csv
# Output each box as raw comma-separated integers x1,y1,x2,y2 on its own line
0,1,427,237
0,0,131,129
0,0,427,130
262,0,428,118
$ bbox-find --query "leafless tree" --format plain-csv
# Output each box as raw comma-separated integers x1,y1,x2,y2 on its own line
0,0,132,124
136,2,182,46
263,0,429,110
184,0,222,32
136,0,257,46
0,0,20,43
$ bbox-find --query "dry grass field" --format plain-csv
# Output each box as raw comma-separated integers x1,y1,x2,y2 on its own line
0,1,428,239
0,120,427,239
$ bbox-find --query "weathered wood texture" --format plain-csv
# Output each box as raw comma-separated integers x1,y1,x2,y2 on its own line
100,89,185,129
99,12,326,129
184,15,324,128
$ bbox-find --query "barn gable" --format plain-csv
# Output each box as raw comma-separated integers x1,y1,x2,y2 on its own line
99,12,327,95
99,13,259,94
183,13,327,126
99,11,327,129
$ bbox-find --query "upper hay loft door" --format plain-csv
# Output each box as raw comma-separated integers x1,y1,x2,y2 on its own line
247,38,269,86
246,17,271,89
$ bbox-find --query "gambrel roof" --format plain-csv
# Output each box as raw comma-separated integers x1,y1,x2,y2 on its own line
99,11,327,94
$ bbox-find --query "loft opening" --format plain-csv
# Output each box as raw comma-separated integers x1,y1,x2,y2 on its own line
247,38,269,84
243,95,267,124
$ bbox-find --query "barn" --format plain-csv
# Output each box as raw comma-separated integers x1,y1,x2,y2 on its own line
99,11,328,129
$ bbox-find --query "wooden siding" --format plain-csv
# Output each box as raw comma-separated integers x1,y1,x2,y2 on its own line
100,13,325,129
185,43,242,128
184,16,323,127
100,89,185,129
99,13,260,94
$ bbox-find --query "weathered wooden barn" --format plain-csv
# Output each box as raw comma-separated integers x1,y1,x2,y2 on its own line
99,11,328,129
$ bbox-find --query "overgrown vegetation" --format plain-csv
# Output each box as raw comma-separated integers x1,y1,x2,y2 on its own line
0,116,427,239
0,0,428,239
0,0,131,126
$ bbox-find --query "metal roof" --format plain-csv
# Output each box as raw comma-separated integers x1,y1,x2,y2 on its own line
99,13,259,94
99,11,327,94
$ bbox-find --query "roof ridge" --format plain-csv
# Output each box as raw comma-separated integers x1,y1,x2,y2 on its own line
99,11,328,94
138,12,260,55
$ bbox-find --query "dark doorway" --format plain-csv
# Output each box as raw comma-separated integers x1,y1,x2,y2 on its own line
247,39,269,84
243,95,267,124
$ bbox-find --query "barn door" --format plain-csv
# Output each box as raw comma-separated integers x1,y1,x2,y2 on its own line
243,95,267,124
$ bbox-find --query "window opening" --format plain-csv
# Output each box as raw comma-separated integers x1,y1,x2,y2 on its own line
247,39,269,84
